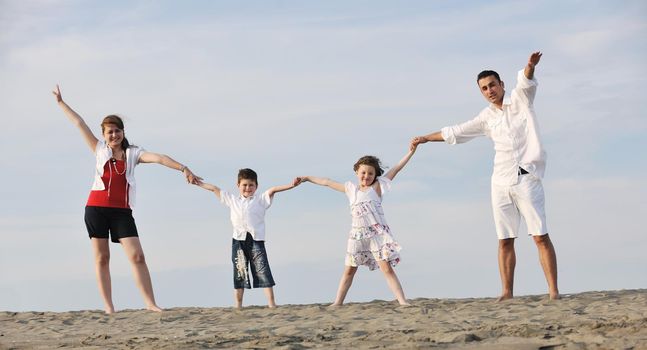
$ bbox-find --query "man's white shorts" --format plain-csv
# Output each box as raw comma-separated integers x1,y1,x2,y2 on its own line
491,174,548,240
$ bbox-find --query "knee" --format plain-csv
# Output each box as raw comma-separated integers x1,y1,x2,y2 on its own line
344,267,358,278
95,254,110,266
499,238,515,249
129,252,147,264
533,234,551,246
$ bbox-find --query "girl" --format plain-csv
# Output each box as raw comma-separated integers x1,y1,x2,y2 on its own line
53,85,201,314
297,144,416,306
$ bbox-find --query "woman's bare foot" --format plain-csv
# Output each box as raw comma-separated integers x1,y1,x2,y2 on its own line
146,305,163,312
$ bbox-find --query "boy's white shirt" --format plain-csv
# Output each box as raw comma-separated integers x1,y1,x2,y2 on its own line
220,190,273,241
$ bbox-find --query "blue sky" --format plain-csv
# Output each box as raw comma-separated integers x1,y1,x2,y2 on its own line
1,0,646,311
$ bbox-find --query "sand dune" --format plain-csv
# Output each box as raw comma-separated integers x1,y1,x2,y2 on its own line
1,289,646,349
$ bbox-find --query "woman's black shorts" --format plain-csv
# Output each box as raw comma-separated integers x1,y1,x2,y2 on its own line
84,206,139,243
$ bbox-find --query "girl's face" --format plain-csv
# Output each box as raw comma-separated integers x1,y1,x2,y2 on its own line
355,164,376,188
103,124,124,149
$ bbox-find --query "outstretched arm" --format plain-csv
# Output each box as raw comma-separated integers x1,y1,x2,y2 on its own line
53,85,99,152
194,181,222,200
411,131,444,147
267,177,302,199
138,152,202,184
384,143,417,181
296,176,345,193
524,51,542,80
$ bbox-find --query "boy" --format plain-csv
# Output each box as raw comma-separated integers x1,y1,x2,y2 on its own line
196,168,300,308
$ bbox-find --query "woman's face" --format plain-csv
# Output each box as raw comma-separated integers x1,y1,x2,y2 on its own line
102,124,124,149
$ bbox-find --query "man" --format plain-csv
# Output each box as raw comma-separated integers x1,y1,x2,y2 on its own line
412,51,559,301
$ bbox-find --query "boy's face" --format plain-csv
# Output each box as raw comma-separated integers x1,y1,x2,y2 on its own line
237,179,258,198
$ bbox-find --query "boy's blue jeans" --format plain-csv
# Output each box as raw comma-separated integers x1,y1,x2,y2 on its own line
231,232,275,289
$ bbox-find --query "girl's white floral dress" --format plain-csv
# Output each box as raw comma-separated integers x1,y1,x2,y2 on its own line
344,176,401,270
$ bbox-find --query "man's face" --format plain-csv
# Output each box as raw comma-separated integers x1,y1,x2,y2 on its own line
478,75,505,105
237,179,258,198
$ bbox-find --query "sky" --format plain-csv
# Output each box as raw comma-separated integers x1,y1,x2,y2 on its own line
1,0,646,312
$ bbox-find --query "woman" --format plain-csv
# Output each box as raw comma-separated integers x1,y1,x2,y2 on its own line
53,85,200,314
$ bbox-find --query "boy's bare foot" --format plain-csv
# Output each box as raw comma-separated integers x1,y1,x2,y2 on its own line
549,292,561,300
496,293,513,302
328,302,342,307
104,307,115,315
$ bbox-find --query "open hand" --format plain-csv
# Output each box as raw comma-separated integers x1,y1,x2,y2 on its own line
528,51,542,68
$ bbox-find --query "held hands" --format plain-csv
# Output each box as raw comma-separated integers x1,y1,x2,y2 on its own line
52,84,63,103
182,167,202,185
293,176,307,186
528,51,542,68
409,140,418,152
410,136,427,148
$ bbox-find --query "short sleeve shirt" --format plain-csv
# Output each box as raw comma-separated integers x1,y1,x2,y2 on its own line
220,190,273,241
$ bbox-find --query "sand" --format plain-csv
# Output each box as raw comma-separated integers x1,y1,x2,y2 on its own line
1,289,646,349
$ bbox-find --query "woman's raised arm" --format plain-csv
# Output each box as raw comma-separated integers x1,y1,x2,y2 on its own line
53,85,98,152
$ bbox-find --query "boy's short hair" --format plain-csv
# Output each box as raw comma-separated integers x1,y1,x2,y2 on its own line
237,168,258,185
477,70,501,83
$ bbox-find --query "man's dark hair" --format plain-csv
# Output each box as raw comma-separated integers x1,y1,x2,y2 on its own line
477,70,501,83
237,168,258,185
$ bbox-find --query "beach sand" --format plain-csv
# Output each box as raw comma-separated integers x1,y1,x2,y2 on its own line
1,289,645,349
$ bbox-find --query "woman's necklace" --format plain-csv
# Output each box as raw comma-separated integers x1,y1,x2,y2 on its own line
110,151,126,176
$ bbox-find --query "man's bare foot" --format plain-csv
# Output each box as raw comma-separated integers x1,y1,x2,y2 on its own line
549,292,561,300
328,302,342,308
497,294,513,302
104,307,115,315
268,304,277,308
146,305,163,312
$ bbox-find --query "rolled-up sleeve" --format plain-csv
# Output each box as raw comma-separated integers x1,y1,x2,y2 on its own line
441,115,486,145
513,69,538,106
